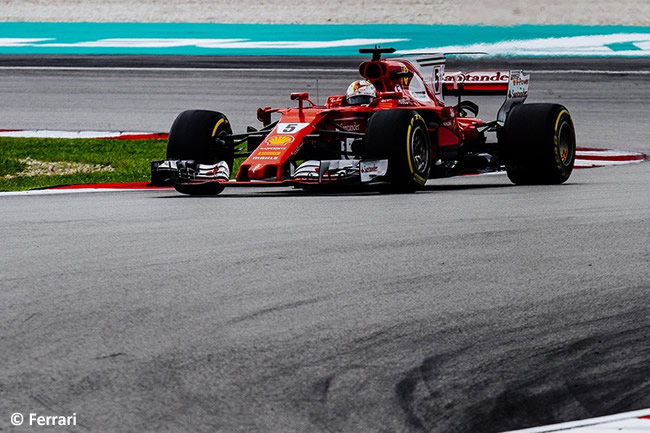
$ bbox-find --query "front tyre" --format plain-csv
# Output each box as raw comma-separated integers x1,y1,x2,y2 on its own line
501,103,576,185
167,110,233,195
167,109,234,168
365,110,431,192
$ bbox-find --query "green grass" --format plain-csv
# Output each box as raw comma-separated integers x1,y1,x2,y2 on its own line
0,157,27,177
0,137,167,191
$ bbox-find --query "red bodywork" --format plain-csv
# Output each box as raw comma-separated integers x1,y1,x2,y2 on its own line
235,56,509,183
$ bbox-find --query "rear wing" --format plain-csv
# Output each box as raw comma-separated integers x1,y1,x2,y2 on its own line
402,54,529,118
443,69,530,122
405,56,511,100
443,70,510,95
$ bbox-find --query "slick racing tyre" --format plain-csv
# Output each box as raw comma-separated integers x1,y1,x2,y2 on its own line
501,103,576,185
167,110,234,169
167,110,234,195
365,110,431,192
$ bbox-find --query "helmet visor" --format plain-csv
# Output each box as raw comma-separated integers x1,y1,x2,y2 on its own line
347,95,374,105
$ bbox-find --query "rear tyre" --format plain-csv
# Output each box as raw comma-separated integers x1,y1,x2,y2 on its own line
365,110,431,192
167,110,233,195
501,103,576,185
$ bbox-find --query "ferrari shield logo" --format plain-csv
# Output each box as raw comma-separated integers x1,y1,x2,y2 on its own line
402,66,411,85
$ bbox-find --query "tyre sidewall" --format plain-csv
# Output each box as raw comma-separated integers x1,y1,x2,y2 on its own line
502,103,576,184
167,110,234,169
366,110,431,192
551,109,576,180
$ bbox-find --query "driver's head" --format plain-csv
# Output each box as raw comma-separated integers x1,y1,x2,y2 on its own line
345,80,377,105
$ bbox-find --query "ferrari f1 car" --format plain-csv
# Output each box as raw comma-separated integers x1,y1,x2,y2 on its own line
151,47,576,195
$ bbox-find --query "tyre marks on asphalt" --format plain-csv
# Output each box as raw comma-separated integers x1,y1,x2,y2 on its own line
392,286,650,433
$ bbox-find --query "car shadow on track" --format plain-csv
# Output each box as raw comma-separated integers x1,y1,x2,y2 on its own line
154,182,517,199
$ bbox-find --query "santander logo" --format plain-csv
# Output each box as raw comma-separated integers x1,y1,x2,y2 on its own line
361,164,379,174
444,71,510,83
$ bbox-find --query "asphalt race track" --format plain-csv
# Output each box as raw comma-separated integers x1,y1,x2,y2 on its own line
0,57,649,432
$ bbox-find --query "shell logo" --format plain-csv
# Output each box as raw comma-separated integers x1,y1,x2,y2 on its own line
266,135,294,146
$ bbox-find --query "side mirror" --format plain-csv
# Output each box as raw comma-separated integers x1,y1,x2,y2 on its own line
257,107,272,125
290,93,314,117
290,92,309,101
378,91,403,99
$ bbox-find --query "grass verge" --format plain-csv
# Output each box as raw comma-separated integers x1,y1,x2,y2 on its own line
0,137,167,191
0,157,28,177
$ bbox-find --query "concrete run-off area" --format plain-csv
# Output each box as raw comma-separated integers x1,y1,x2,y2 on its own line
1,0,649,25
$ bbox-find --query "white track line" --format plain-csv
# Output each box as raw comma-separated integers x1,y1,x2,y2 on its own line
503,408,650,432
0,130,161,138
575,159,646,168
0,188,148,196
577,150,646,157
0,66,359,73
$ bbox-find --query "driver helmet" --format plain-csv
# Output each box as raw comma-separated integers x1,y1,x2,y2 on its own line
346,80,377,105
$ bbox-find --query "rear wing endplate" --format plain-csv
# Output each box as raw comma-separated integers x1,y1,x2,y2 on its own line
497,70,530,123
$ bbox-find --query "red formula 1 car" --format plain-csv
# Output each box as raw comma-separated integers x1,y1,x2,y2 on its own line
151,47,576,195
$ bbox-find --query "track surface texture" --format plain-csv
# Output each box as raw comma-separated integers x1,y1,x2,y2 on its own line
1,58,649,432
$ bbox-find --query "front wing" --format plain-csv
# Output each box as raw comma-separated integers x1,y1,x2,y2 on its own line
150,159,390,189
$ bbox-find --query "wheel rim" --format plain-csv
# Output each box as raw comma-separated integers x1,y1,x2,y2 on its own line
557,120,574,167
411,126,429,174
